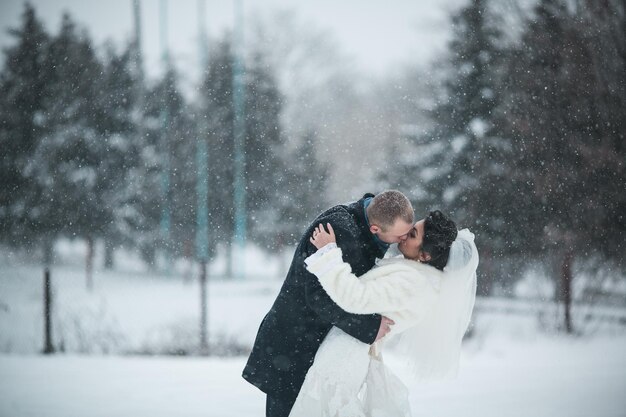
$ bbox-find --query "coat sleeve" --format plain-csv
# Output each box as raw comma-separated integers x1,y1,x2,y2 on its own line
302,224,381,345
306,247,425,314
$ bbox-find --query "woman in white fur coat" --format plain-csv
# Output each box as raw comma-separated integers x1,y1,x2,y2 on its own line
288,211,479,417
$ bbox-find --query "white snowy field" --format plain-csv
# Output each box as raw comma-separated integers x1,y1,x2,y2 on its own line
1,244,626,417
1,336,625,417
0,243,289,355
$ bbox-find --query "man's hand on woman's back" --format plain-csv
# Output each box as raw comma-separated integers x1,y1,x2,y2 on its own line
375,316,395,342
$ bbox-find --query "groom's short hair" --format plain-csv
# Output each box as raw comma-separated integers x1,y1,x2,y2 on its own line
368,190,414,230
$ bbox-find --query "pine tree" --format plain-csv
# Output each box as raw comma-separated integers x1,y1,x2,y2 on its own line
576,0,626,263
200,38,236,262
244,50,286,248
0,4,51,250
159,66,199,259
25,13,110,286
199,36,286,258
502,0,626,331
127,65,182,268
270,130,331,249
97,43,141,268
386,0,511,294
429,0,508,244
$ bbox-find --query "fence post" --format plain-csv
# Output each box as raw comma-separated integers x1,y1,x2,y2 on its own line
199,261,209,355
43,267,55,354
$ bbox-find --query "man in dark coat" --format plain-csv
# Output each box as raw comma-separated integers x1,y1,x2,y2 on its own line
242,191,415,417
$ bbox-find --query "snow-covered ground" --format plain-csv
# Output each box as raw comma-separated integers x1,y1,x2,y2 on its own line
1,245,626,416
0,242,289,355
1,336,625,417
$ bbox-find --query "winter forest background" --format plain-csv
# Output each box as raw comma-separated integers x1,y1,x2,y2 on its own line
1,0,625,416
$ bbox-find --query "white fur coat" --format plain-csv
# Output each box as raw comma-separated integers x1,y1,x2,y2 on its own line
305,246,443,338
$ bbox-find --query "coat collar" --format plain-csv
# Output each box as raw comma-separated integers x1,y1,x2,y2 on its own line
377,256,443,291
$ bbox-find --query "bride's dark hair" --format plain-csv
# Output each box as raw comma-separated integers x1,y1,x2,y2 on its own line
423,210,458,270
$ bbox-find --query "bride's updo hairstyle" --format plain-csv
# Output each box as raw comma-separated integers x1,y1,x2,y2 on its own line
423,210,458,270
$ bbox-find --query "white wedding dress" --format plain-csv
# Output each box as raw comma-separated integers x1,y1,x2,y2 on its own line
289,229,479,417
289,326,411,417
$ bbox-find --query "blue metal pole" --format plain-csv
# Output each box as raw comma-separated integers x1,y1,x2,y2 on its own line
159,0,172,275
232,0,246,279
132,0,143,78
196,0,210,354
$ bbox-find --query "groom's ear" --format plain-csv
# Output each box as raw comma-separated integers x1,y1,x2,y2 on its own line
369,225,381,234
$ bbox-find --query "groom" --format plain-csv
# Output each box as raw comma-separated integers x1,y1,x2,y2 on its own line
242,190,415,417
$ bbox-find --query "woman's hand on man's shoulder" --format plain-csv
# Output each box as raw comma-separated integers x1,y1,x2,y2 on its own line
310,223,336,249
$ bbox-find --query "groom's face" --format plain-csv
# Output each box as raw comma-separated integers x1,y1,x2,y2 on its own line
371,219,414,244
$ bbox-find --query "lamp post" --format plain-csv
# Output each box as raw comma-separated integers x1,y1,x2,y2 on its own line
232,0,246,279
196,0,210,354
159,0,172,274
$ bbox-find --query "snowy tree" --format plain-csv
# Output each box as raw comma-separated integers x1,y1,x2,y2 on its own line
97,43,140,269
1,6,141,274
157,65,199,261
576,0,626,262
0,4,52,255
501,0,626,332
386,0,511,294
198,36,286,263
244,49,288,247
269,130,331,250
20,13,139,288
25,14,107,286
198,38,237,267
124,65,179,268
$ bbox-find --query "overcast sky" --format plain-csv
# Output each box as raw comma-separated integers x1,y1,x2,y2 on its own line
1,0,470,80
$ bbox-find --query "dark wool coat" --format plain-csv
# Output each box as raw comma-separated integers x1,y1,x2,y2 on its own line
242,194,386,400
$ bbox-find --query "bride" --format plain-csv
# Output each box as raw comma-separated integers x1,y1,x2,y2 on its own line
288,210,479,417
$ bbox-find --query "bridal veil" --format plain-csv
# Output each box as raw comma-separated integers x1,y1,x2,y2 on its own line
396,228,479,381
